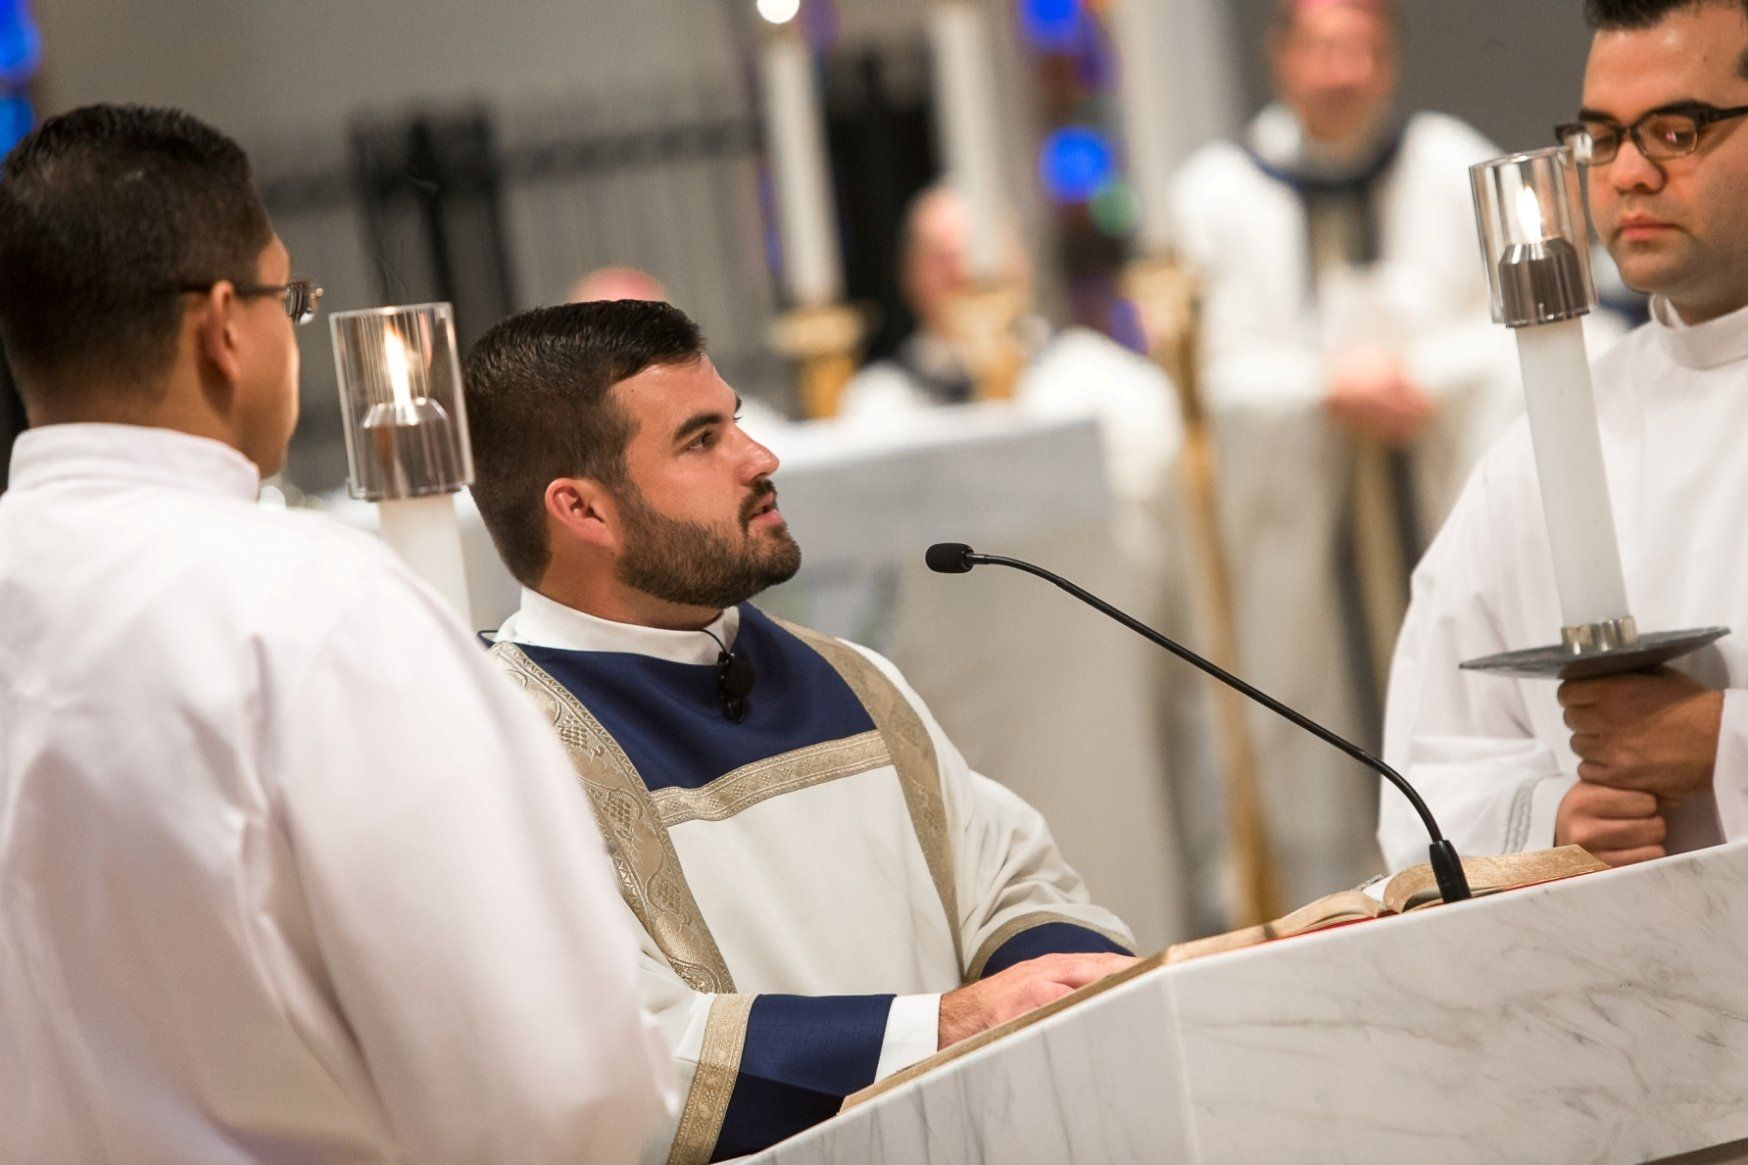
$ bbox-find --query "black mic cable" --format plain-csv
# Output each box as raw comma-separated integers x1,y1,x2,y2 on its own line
924,542,1472,903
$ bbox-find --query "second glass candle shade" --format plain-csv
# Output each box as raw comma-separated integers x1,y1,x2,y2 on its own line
1470,146,1597,328
330,302,474,501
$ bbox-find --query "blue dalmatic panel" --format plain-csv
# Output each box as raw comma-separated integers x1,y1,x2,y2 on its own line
515,604,877,793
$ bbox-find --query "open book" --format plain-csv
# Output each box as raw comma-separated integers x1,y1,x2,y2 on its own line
844,846,1607,1111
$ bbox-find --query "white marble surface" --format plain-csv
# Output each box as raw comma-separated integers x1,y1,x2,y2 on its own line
747,843,1748,1164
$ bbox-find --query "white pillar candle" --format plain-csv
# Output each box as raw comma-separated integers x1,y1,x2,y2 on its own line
1514,318,1631,628
1113,0,1176,257
929,1,1005,283
760,28,842,308
377,494,474,622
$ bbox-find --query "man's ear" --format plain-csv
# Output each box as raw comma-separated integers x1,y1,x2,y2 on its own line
194,282,244,400
544,477,619,552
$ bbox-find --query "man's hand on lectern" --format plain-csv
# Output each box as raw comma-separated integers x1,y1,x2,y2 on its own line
1558,669,1723,801
937,952,1137,1050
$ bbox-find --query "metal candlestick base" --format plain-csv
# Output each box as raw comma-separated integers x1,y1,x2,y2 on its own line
1461,624,1729,681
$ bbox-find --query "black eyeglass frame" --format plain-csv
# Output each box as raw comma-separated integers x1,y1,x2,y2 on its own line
175,278,324,325
1555,101,1748,166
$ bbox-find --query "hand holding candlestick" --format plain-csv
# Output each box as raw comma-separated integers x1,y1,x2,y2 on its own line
1463,148,1726,679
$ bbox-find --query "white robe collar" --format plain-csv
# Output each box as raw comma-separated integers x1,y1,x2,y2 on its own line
8,422,260,500
1650,295,1748,371
498,586,738,665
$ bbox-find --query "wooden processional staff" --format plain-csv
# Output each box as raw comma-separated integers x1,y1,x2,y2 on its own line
1115,0,1281,927
1125,260,1284,928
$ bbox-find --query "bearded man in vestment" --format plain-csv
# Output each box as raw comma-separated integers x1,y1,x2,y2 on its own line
464,299,1139,1164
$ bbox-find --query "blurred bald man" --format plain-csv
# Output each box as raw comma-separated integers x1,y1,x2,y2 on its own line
841,185,1181,550
1167,0,1518,901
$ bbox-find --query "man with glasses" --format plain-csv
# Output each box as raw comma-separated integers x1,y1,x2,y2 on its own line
1379,0,1748,874
0,105,669,1161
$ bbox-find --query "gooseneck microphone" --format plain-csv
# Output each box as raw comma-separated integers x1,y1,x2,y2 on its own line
926,542,1472,904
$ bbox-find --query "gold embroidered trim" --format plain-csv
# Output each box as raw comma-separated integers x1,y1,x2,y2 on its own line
666,993,754,1165
649,730,889,827
489,641,734,994
773,619,964,974
964,910,1137,983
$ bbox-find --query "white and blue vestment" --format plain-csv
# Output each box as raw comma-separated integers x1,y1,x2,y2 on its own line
491,590,1133,1163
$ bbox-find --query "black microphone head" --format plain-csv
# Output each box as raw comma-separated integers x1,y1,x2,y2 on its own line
718,654,756,701
926,542,976,574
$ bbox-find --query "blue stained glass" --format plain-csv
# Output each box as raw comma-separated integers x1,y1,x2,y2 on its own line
1020,0,1083,52
0,0,41,86
0,94,33,155
1038,125,1114,204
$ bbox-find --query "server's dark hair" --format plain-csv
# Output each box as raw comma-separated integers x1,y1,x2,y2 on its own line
1586,0,1748,28
0,104,272,401
464,299,706,587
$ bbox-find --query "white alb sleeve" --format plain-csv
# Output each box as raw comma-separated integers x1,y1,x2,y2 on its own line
273,575,674,1165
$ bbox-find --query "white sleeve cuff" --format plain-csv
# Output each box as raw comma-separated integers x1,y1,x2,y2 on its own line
1529,773,1578,851
1712,690,1748,841
874,994,941,1081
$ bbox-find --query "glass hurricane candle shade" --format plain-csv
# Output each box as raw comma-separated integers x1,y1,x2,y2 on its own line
330,303,473,501
1470,146,1598,328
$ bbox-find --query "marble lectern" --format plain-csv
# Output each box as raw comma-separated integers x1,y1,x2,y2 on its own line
745,844,1748,1164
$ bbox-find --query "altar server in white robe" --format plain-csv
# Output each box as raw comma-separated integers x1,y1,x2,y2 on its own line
1168,0,1519,899
0,105,669,1163
1380,0,1748,872
463,299,1138,1164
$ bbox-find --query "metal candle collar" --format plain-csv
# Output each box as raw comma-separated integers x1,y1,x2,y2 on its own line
1499,235,1589,329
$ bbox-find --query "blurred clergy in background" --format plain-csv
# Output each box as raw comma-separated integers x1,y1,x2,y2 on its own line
1168,0,1517,901
463,299,1137,1165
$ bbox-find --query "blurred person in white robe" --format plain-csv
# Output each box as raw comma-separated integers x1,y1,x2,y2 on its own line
1381,0,1748,872
464,299,1138,1164
838,188,1220,924
841,187,1181,557
0,105,670,1164
1168,0,1520,900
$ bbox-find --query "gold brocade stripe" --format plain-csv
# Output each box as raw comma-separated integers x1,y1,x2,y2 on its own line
666,993,754,1165
964,910,1137,983
650,730,890,828
772,619,964,975
488,641,734,995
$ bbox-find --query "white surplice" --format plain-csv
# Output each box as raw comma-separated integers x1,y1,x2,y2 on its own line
494,589,1134,1164
1168,106,1521,901
0,424,672,1164
1379,299,1748,871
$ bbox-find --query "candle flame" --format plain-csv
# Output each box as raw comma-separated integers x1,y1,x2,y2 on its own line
1515,185,1546,244
383,330,414,408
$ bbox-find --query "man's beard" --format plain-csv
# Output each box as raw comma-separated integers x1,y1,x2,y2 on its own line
614,480,802,610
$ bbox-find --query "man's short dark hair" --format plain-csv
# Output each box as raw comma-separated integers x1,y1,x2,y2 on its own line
0,104,272,401
464,299,706,587
1586,0,1748,28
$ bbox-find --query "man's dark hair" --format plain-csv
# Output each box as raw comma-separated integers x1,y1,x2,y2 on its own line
0,104,272,401
464,299,706,587
1586,0,1748,28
